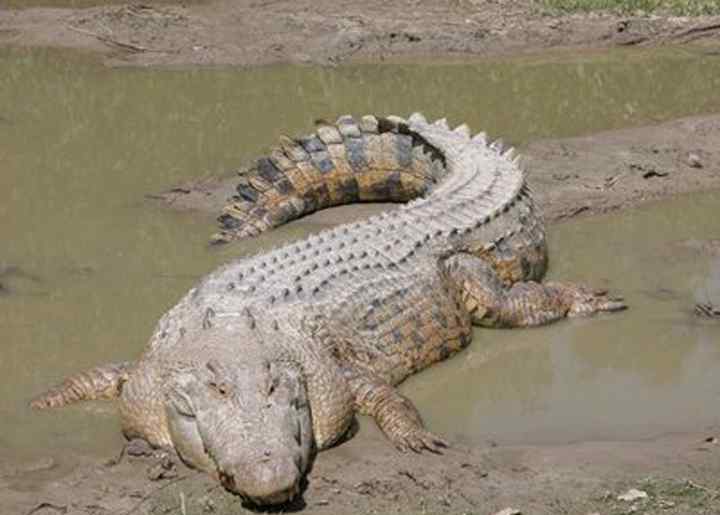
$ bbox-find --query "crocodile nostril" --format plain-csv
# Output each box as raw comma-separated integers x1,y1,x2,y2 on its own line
219,471,236,490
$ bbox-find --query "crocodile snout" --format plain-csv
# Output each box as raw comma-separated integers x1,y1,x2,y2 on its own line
219,456,301,505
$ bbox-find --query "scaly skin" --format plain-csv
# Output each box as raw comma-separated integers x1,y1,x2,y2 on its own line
31,113,626,506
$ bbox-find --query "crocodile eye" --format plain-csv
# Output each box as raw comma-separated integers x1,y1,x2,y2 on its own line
209,381,230,397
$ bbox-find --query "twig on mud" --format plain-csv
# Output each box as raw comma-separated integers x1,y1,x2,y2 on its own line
146,174,220,206
120,474,189,515
616,35,648,46
684,479,720,500
399,469,420,484
672,23,720,42
66,25,165,53
695,302,720,318
560,205,589,219
26,503,68,515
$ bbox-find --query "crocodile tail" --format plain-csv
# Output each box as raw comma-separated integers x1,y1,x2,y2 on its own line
212,113,448,244
30,361,134,409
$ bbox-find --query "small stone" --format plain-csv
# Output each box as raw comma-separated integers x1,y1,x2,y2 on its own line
688,153,703,168
494,509,521,515
200,496,216,512
617,488,648,502
705,436,718,444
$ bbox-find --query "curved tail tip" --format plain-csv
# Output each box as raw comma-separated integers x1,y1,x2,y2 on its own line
210,232,231,246
29,361,133,410
29,391,62,410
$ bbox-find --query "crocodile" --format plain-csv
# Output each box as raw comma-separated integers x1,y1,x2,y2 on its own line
31,113,625,506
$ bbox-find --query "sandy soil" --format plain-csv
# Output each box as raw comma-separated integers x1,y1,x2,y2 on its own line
1,1,720,67
3,1,720,514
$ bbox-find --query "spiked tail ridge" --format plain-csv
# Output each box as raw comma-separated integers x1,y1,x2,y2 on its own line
212,113,454,244
212,113,527,246
30,361,134,409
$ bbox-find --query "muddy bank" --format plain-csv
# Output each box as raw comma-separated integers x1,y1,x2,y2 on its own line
5,426,720,515
2,0,720,67
150,113,720,227
526,113,720,222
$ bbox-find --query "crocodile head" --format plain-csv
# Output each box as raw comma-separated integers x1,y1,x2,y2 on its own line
164,358,313,505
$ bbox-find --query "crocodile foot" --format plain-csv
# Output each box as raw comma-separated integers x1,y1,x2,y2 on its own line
352,375,449,454
548,283,627,317
388,425,449,454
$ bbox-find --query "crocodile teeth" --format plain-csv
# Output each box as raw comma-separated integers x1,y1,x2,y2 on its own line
503,147,516,160
408,112,427,125
432,118,449,130
452,123,471,140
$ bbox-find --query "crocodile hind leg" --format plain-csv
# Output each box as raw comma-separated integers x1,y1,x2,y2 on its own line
30,361,133,409
444,253,626,328
349,374,447,453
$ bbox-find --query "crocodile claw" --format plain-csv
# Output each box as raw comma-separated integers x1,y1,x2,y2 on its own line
569,284,627,316
394,429,449,454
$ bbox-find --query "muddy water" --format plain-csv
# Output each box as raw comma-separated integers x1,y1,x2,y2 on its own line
2,46,720,466
409,191,720,444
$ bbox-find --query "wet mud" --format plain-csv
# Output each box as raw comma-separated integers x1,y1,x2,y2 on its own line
153,113,720,230
5,424,720,515
2,1,720,67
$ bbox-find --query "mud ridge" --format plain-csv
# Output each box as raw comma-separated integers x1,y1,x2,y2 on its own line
2,0,720,67
150,113,720,227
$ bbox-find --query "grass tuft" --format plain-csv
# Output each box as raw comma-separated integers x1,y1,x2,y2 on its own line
537,0,720,15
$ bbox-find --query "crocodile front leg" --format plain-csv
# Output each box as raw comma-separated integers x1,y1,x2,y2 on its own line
445,253,626,328
350,374,447,453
